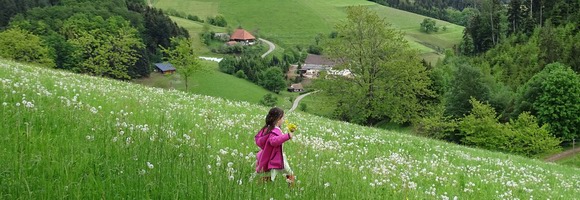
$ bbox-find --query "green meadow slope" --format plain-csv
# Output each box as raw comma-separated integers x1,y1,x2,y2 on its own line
134,60,293,108
1,60,578,199
153,0,463,63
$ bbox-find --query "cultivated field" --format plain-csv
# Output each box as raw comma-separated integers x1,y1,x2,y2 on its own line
1,60,578,199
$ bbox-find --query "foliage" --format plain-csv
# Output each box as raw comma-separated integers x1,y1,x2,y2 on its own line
206,15,227,27
2,0,189,79
260,93,278,106
218,55,289,93
420,18,438,33
513,63,580,142
299,103,308,112
321,6,433,125
459,98,561,158
161,37,202,90
63,14,144,80
369,0,474,23
414,104,459,142
0,28,54,67
259,67,286,93
234,70,247,79
444,62,491,118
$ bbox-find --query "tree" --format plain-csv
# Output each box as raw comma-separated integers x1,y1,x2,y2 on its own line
460,98,561,157
513,63,580,142
161,37,202,91
260,94,278,107
445,63,491,118
259,67,286,93
64,15,144,80
321,6,432,125
420,18,438,33
0,28,54,67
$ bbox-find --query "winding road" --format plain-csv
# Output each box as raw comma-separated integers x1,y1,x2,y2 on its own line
259,38,276,58
288,91,318,112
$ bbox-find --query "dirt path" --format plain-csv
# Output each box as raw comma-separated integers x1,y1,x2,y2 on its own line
289,91,318,112
259,38,275,58
545,146,580,162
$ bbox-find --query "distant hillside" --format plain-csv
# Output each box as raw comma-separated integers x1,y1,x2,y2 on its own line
1,59,578,198
152,0,463,63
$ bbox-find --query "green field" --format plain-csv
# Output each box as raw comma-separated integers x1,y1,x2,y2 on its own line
134,60,295,108
2,59,579,199
153,0,464,63
558,154,580,168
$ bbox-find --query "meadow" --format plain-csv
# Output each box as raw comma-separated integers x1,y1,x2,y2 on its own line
133,60,295,108
1,59,579,199
152,0,463,63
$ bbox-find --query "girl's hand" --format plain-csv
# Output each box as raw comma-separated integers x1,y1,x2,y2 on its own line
285,120,298,133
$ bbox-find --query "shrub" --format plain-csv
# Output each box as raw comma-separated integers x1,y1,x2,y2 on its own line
514,62,580,142
460,98,561,157
260,94,277,107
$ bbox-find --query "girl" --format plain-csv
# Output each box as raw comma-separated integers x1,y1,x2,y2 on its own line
255,107,295,184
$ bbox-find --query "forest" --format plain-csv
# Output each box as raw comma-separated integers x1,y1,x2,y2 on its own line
0,0,188,79
315,1,580,157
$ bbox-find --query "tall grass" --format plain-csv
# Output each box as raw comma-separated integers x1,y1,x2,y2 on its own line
1,59,579,199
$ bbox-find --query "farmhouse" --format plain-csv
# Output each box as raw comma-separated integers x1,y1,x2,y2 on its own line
299,54,337,78
229,28,256,45
287,83,304,92
154,63,176,74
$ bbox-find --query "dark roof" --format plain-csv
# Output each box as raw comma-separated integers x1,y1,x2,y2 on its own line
230,28,256,40
304,54,335,66
154,63,176,72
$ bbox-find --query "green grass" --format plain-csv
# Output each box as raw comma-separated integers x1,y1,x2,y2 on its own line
134,60,294,108
168,16,225,56
297,91,337,118
558,154,580,168
154,0,464,63
2,59,580,198
1,59,580,198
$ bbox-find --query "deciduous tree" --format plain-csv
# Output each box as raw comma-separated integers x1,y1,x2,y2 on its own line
321,6,432,125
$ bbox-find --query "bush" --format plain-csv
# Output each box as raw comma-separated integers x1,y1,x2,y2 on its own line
507,112,561,157
299,103,308,112
414,106,459,141
260,94,277,107
460,98,561,158
0,28,55,67
206,15,227,27
234,70,247,79
514,62,580,142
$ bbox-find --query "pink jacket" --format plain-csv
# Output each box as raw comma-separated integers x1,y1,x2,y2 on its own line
255,126,291,172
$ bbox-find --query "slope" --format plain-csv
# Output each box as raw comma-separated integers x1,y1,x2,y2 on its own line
153,0,463,63
1,59,578,199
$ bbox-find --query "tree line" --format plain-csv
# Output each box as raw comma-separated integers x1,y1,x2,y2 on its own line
314,6,579,158
0,0,189,80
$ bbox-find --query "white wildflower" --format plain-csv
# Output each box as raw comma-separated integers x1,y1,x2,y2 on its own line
324,182,330,188
147,162,154,169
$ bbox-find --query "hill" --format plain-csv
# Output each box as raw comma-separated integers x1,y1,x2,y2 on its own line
152,0,463,63
134,60,294,108
1,59,578,198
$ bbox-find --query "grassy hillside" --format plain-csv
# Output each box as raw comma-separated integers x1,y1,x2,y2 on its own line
168,16,225,56
1,59,579,199
134,60,294,108
153,0,463,63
